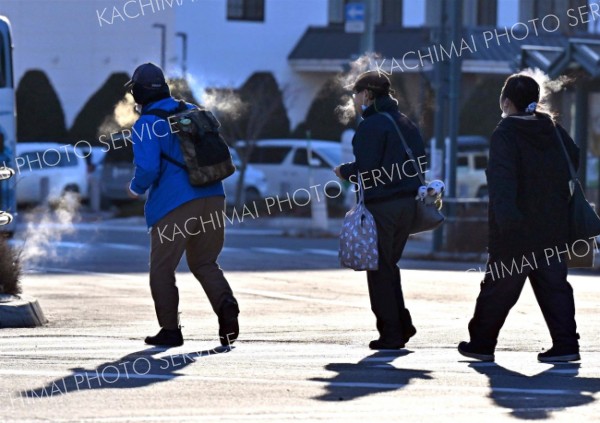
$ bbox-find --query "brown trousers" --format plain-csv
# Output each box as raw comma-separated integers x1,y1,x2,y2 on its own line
149,196,236,330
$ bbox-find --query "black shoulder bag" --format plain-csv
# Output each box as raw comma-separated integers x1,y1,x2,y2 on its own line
380,112,445,234
554,125,600,268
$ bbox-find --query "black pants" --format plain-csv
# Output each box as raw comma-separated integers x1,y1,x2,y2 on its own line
468,253,579,351
365,197,416,343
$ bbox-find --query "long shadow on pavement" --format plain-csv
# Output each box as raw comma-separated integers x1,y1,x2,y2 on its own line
468,362,600,420
310,350,432,401
20,345,232,401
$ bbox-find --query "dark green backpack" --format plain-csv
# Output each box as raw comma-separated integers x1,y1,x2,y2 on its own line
144,100,235,187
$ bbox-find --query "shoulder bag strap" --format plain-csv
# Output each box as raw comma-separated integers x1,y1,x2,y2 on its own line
379,112,426,186
552,124,577,196
142,107,188,170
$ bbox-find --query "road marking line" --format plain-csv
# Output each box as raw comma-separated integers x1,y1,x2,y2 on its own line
252,247,291,255
1,369,592,397
303,249,338,256
15,222,284,236
235,288,365,308
221,247,245,253
98,243,146,251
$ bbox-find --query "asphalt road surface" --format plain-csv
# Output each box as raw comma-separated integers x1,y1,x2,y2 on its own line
1,216,599,422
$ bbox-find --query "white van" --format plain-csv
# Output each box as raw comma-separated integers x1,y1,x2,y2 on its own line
430,135,489,198
15,142,89,205
235,139,342,199
224,149,269,205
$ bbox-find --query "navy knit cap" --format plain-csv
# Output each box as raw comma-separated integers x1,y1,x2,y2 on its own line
125,62,170,105
124,62,167,89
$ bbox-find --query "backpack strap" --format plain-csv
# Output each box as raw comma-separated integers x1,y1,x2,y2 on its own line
142,105,188,170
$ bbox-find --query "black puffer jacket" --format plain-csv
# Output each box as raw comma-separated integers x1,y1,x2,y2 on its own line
339,96,426,202
487,113,579,258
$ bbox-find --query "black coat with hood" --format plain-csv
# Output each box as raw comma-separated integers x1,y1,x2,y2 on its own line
339,95,426,202
487,113,579,258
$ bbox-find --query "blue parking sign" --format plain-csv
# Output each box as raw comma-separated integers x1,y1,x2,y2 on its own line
345,2,365,33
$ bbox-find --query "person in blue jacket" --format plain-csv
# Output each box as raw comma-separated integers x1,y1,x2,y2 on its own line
125,63,239,347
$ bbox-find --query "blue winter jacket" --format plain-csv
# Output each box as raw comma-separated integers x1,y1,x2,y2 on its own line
129,97,225,228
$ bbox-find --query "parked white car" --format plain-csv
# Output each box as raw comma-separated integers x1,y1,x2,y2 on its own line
456,150,488,198
224,149,268,205
235,139,342,200
15,142,89,205
429,136,489,198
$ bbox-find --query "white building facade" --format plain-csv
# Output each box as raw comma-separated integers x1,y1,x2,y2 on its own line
2,0,599,134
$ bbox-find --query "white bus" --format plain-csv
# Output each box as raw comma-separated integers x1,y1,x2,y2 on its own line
0,16,16,236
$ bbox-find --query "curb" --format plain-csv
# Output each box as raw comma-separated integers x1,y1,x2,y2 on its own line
0,295,47,328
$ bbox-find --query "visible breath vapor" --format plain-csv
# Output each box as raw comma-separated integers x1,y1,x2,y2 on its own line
98,93,138,137
202,88,247,119
520,68,572,99
19,193,81,268
334,53,382,125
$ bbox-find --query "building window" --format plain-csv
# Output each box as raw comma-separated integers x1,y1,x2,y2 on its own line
477,0,497,26
383,0,403,27
227,0,265,22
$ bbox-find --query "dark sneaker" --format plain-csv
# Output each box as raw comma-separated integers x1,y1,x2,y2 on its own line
145,328,183,347
405,325,417,343
538,346,580,363
219,299,239,347
369,338,406,350
401,309,417,344
458,341,495,362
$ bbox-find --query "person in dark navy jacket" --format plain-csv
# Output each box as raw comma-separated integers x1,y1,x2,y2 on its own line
335,71,426,350
126,63,239,347
459,74,581,363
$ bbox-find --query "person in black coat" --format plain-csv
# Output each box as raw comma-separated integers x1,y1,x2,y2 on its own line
334,71,427,350
459,74,581,363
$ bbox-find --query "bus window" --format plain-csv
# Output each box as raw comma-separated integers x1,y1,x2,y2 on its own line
0,32,5,87
0,16,16,236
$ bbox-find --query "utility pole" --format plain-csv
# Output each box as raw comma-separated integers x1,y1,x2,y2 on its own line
175,32,188,77
446,0,462,199
360,0,376,54
152,23,166,70
432,0,449,252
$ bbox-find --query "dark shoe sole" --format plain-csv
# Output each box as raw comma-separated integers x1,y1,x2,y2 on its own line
458,343,495,362
369,340,405,350
538,353,580,363
144,337,183,347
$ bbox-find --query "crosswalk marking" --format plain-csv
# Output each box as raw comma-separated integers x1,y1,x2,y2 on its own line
303,248,338,256
252,247,292,255
10,240,338,258
0,368,587,397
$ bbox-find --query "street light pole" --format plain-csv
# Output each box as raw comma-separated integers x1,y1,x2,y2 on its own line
152,23,166,70
175,32,188,77
360,0,376,54
446,0,462,199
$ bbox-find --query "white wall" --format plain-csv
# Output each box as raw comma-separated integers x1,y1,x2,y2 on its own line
174,0,329,129
2,0,179,128
497,0,520,27
3,0,328,133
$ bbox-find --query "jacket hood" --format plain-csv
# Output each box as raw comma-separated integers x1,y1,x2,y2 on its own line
497,112,558,150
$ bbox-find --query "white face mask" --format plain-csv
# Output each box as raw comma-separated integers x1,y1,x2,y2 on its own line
501,111,508,119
